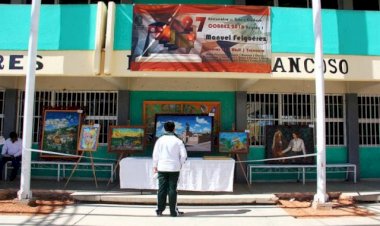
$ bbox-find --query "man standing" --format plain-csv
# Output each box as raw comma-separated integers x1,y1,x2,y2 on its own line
153,121,187,217
0,132,22,181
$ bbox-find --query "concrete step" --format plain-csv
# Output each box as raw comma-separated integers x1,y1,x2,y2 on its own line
71,192,279,205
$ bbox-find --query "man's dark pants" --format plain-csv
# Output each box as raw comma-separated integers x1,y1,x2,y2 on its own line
157,171,180,215
0,156,22,181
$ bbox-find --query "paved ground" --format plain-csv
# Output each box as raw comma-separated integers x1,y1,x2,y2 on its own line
2,203,380,226
1,179,380,225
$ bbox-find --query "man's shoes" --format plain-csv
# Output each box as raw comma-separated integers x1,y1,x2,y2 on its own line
156,210,163,216
170,210,184,217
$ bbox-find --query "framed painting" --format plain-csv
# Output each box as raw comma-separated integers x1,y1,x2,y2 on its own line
155,114,213,152
218,131,249,154
77,124,101,152
108,126,145,153
143,101,220,143
265,125,314,164
40,109,83,159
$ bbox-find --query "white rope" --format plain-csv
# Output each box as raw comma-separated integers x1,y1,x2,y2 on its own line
235,153,317,163
25,148,117,162
25,147,317,164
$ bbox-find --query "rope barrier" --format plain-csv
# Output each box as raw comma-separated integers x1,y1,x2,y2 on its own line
25,147,316,164
235,153,317,163
25,148,117,162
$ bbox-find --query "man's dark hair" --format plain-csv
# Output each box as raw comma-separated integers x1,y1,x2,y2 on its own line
164,121,175,132
9,132,18,139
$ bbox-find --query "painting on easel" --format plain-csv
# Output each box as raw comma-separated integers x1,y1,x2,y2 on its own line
78,124,101,152
40,109,83,159
108,126,145,153
218,131,249,154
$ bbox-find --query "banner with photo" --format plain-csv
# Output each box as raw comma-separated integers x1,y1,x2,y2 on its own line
131,4,271,72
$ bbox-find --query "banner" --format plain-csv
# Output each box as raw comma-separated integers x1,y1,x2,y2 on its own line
131,4,271,73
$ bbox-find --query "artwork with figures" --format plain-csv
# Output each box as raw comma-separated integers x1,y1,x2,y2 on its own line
78,124,100,152
108,126,145,153
40,109,83,159
144,101,220,143
265,125,314,164
155,114,213,152
219,131,249,154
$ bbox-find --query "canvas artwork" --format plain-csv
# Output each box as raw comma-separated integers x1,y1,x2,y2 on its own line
265,125,314,164
144,101,220,143
78,124,101,152
219,131,249,154
155,114,213,152
108,126,145,153
40,109,83,159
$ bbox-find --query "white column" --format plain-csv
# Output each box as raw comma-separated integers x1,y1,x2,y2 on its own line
18,0,41,200
312,0,328,204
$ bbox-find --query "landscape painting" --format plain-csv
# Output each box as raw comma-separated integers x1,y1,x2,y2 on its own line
155,114,213,152
40,109,82,159
219,131,249,154
108,126,145,153
143,101,220,143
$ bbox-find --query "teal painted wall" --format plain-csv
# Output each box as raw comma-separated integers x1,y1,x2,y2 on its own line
114,4,133,50
359,147,380,178
271,8,380,55
114,5,380,56
0,5,97,50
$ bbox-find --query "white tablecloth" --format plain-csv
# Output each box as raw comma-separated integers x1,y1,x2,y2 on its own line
120,157,235,192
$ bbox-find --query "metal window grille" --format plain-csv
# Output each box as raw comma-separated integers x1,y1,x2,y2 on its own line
247,93,345,146
17,91,118,144
358,95,380,146
0,90,5,137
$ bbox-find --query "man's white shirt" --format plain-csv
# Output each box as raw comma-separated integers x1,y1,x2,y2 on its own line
2,138,23,157
152,134,187,172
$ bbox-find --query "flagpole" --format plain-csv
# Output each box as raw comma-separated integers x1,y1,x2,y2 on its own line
18,0,41,200
312,0,328,204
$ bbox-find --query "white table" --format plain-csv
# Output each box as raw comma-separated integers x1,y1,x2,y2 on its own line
120,157,235,192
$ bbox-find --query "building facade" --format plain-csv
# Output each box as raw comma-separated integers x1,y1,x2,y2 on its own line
0,0,380,181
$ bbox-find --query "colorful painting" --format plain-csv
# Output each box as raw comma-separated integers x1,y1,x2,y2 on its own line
131,4,271,72
155,114,213,152
78,124,101,152
265,125,315,164
40,109,82,159
144,101,220,143
108,126,145,153
219,131,249,154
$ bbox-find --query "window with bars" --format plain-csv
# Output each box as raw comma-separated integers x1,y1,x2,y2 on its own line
247,93,345,146
358,95,380,146
0,90,5,137
17,91,118,144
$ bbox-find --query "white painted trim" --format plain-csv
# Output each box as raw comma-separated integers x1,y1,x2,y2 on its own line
104,2,116,75
94,2,107,75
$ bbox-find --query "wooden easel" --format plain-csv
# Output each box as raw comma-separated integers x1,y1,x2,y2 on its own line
107,152,128,186
235,153,251,187
65,123,100,188
230,123,251,187
64,151,98,188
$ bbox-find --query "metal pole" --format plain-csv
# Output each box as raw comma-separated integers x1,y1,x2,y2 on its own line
312,0,328,204
18,0,41,200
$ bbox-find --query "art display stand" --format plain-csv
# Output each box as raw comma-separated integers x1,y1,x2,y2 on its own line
235,154,251,187
107,153,128,186
65,151,98,188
